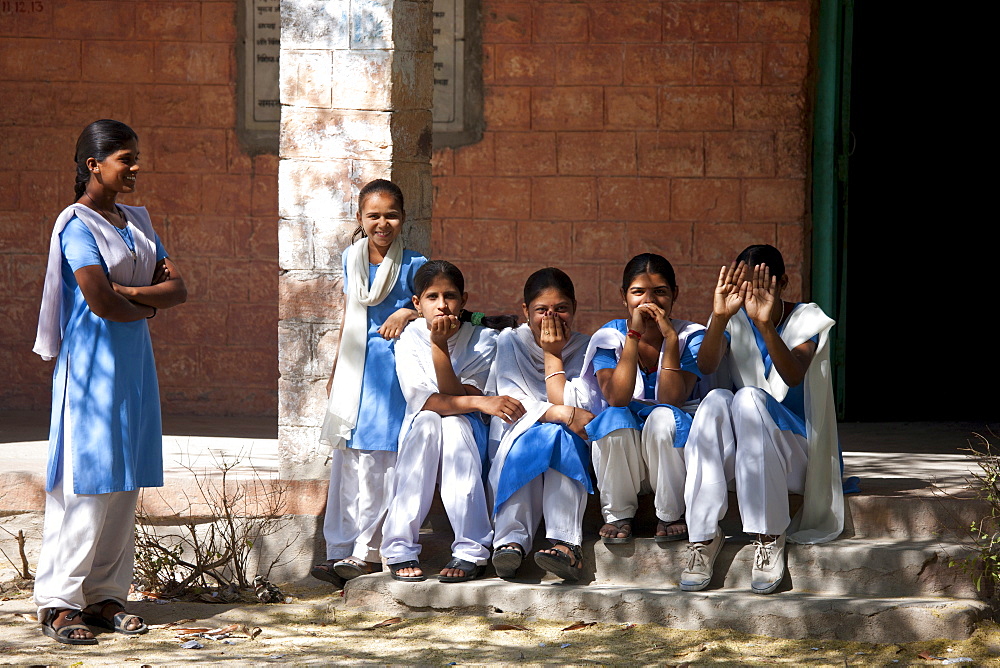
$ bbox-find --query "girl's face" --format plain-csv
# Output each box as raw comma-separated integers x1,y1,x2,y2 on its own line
523,287,575,342
89,139,140,195
413,276,467,327
358,192,403,254
622,272,678,318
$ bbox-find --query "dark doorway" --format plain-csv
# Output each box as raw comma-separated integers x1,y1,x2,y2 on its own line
842,7,995,421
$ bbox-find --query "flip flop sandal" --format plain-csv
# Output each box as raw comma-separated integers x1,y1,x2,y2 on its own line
389,560,427,582
654,515,689,543
601,518,634,544
41,608,98,645
492,543,525,579
333,557,372,580
438,557,486,583
310,560,346,588
82,599,148,635
534,542,584,582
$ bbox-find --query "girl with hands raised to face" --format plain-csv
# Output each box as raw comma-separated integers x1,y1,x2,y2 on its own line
680,244,842,597
581,254,709,547
382,261,520,584
486,269,598,582
312,180,428,589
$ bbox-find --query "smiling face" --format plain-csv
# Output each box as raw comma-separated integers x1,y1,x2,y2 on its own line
89,138,139,195
622,272,678,319
358,191,404,257
523,287,575,343
413,275,467,327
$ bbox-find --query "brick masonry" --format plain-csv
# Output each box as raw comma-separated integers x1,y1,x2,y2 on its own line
0,1,278,417
433,0,812,334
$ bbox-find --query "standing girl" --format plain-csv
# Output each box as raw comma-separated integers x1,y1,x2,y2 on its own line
312,179,427,586
382,261,524,582
33,119,187,644
583,253,706,545
679,244,841,594
487,268,597,581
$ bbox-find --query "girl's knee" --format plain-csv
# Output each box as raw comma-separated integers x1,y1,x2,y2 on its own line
732,387,767,419
643,408,677,439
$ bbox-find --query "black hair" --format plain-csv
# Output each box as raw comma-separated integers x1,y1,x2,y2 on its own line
735,244,786,278
413,260,518,331
352,179,405,242
73,119,138,200
522,267,576,308
621,253,677,292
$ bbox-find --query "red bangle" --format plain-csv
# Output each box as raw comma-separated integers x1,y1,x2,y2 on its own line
626,329,641,340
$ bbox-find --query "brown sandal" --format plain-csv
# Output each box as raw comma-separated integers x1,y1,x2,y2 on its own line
41,608,98,645
600,518,633,544
82,599,148,635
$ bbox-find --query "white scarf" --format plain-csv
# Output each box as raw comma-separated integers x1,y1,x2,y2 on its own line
727,305,842,544
319,236,404,449
394,319,498,447
34,203,158,361
581,319,706,412
485,324,592,496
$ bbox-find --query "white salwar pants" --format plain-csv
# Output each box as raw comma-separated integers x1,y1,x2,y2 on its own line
684,388,809,542
494,470,587,549
34,410,139,619
591,407,685,523
323,448,396,563
381,412,493,565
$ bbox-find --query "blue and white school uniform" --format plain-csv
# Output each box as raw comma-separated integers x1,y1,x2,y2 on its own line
32,204,167,618
487,324,597,550
684,305,842,544
582,319,706,525
381,320,498,566
319,242,426,564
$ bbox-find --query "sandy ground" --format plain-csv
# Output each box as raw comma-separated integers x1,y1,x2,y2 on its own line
1,581,998,667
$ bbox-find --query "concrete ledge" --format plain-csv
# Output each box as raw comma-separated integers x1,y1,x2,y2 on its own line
343,573,992,643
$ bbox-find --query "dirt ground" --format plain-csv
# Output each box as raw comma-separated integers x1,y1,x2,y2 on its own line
1,581,999,667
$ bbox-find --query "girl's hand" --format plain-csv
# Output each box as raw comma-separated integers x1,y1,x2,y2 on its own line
152,262,171,285
714,261,747,319
628,301,651,336
539,312,570,356
428,314,461,347
638,302,676,342
112,282,135,299
743,263,778,326
480,395,526,424
562,405,594,441
378,307,416,340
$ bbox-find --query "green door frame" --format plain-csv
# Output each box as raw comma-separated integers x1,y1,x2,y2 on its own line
811,0,853,418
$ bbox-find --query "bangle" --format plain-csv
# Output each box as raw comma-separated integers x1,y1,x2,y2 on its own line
147,306,156,319
567,406,576,427
544,370,566,381
660,366,681,372
626,329,641,340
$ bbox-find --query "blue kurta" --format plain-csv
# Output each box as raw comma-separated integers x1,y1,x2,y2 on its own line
341,248,427,451
47,216,168,494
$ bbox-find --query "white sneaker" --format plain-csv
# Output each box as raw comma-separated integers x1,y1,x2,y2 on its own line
750,534,786,594
679,527,724,592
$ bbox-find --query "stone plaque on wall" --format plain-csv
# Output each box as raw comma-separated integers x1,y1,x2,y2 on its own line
239,0,481,152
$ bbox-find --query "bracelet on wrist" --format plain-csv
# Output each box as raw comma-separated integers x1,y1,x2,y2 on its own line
660,366,681,372
147,306,157,319
567,406,576,427
544,370,566,381
626,329,641,340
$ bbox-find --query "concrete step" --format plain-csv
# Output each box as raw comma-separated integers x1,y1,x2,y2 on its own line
343,573,991,643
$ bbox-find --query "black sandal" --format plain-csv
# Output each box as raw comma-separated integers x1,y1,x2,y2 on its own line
654,515,689,543
492,543,525,579
438,557,486,583
601,518,634,544
389,560,427,582
82,599,148,635
41,608,98,645
333,557,372,580
534,542,584,582
310,559,346,588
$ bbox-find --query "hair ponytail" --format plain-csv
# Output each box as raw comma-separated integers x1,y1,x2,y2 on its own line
459,309,519,331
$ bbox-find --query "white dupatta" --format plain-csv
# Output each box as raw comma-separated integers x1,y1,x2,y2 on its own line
727,305,842,544
34,203,159,361
394,319,498,447
485,324,593,490
320,236,403,450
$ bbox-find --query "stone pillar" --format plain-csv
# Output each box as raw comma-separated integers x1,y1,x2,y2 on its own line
278,0,433,479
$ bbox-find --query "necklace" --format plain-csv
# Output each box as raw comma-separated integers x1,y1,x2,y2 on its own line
775,299,785,327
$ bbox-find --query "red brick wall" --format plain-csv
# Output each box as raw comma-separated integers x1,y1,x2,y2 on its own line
0,1,278,416
431,0,813,332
